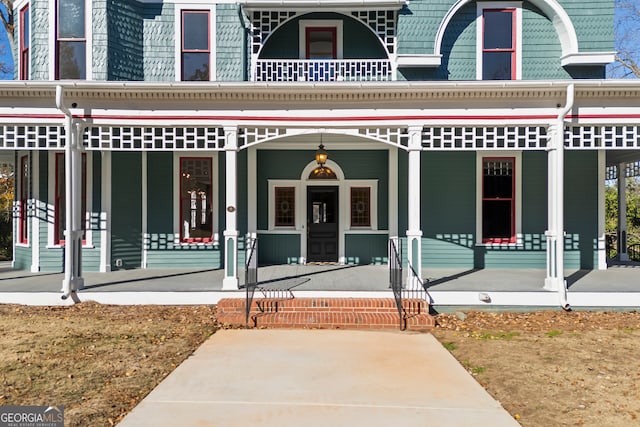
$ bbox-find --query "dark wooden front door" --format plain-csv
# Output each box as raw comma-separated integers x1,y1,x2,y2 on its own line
307,186,338,262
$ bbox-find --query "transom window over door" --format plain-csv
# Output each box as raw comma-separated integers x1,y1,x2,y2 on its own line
181,10,210,81
56,0,86,79
180,157,213,242
482,158,515,243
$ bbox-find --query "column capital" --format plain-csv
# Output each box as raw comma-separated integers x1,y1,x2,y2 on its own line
407,125,422,150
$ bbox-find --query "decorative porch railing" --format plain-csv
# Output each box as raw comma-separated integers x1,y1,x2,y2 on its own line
254,59,393,82
244,233,258,326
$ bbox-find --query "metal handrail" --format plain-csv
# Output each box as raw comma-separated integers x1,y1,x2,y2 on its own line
389,237,403,330
629,243,640,262
244,233,258,326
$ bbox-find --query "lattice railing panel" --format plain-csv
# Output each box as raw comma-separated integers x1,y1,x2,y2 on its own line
238,127,288,147
565,125,640,149
421,126,548,150
83,126,225,151
250,11,296,55
351,10,397,55
254,59,392,82
358,128,409,146
606,161,640,180
0,125,66,149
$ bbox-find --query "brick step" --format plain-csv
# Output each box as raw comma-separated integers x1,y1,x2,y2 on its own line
216,297,434,331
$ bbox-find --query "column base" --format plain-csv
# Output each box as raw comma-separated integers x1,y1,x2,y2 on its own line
222,276,239,290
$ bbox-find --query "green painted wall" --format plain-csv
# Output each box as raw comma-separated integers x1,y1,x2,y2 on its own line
105,0,145,80
143,2,174,81
217,4,248,81
564,150,599,269
345,234,388,265
421,152,476,267
111,152,142,270
257,233,301,265
260,12,387,59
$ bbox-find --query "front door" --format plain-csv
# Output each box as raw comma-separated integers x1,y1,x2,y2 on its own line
307,186,338,262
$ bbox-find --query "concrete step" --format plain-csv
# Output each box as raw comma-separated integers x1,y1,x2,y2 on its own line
216,297,434,331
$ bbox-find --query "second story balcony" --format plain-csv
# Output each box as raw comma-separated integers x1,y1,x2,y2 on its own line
254,59,393,82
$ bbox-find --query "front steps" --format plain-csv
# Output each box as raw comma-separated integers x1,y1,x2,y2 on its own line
216,297,434,331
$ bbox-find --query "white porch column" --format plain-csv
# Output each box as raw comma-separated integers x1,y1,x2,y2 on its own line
222,126,239,290
62,119,84,294
617,162,630,262
544,120,567,306
406,126,423,289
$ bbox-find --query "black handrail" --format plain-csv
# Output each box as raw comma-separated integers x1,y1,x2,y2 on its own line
389,237,403,330
629,243,640,262
245,234,258,326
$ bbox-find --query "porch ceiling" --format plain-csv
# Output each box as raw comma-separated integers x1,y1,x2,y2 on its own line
607,150,640,167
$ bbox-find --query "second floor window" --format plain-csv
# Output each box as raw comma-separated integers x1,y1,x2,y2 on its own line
306,27,336,59
19,5,29,80
181,11,210,81
57,0,86,79
482,9,515,80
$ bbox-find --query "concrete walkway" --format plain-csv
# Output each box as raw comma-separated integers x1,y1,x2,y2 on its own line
117,329,519,427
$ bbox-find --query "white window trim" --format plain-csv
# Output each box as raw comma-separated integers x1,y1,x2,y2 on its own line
47,151,94,248
299,19,344,59
475,151,522,246
344,180,378,231
172,152,219,245
476,2,522,81
268,180,302,231
49,0,93,80
174,4,216,81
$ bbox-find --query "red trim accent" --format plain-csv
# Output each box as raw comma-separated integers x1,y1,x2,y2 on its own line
19,5,29,80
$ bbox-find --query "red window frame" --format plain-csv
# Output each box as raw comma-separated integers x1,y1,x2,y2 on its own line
19,5,29,80
179,157,213,243
482,157,515,244
305,27,337,59
19,155,29,244
54,153,87,245
181,10,210,81
482,8,516,80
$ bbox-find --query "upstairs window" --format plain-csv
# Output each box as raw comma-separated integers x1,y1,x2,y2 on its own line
56,0,86,79
19,5,29,80
181,10,210,81
477,3,521,80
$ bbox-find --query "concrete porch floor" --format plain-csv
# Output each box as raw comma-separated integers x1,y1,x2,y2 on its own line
0,261,638,308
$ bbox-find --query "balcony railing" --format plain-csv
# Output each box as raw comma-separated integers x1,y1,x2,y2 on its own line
254,59,393,82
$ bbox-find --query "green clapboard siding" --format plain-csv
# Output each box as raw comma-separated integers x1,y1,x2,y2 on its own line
345,234,388,265
257,234,301,265
422,152,476,267
260,12,386,60
147,152,173,233
564,151,598,269
111,152,142,270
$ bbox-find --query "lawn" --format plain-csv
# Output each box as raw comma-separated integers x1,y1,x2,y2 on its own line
1,303,639,426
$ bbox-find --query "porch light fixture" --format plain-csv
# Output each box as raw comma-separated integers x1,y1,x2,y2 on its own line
310,141,336,180
315,143,328,166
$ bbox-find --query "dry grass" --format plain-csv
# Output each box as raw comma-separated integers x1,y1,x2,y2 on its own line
0,303,216,426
